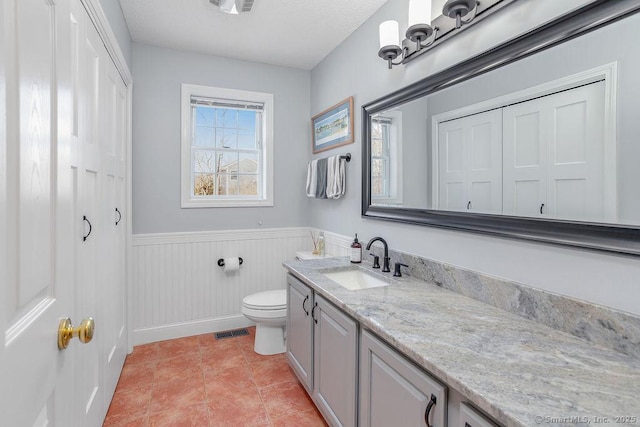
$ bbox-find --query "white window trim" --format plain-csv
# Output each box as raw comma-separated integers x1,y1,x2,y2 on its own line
181,84,274,208
372,111,403,206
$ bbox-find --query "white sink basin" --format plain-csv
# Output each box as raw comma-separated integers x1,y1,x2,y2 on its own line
323,269,391,291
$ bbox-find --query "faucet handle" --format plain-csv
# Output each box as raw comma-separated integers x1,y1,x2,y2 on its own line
370,254,380,269
393,262,409,277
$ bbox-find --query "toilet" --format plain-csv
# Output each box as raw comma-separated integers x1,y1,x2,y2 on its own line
241,289,287,355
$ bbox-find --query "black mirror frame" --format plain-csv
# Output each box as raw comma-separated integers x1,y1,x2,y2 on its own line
362,0,640,256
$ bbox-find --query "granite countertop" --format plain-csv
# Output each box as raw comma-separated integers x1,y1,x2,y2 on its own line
283,257,640,427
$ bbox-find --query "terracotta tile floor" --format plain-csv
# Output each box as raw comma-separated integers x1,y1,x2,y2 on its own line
103,327,327,427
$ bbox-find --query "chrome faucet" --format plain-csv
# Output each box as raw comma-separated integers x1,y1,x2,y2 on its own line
366,237,390,272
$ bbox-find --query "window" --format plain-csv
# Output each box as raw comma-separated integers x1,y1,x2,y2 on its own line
181,84,274,208
371,117,391,198
371,112,402,205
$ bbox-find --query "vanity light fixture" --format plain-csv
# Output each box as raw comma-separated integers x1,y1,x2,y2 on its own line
378,0,438,69
378,0,481,69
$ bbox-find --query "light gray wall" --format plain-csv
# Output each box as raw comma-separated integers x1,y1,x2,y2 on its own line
399,98,429,208
309,0,640,316
98,0,132,69
132,43,311,234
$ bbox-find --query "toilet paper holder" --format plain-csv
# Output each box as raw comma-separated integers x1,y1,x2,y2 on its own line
217,257,244,267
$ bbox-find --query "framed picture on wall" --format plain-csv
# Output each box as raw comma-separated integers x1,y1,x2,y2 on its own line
311,96,354,154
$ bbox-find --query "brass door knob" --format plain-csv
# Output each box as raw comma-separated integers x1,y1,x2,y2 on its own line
58,317,95,350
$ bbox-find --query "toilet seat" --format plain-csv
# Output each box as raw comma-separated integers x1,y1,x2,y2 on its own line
242,290,286,311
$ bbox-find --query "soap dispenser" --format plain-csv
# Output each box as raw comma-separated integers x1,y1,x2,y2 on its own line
350,234,362,263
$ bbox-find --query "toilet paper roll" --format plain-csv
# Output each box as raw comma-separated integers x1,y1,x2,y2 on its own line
223,257,240,272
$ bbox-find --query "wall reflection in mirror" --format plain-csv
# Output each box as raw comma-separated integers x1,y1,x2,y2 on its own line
368,10,640,226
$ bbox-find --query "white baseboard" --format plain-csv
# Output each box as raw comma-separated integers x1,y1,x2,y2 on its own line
132,314,255,346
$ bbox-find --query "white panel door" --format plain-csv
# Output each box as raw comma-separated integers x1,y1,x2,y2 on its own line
503,81,605,220
73,2,104,422
502,108,547,217
1,0,128,425
547,82,605,222
438,123,467,211
0,0,75,426
70,0,128,423
101,51,128,407
437,109,502,213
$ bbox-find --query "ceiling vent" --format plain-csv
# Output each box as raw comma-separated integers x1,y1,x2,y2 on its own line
209,0,255,14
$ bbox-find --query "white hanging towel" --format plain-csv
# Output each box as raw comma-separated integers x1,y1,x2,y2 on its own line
306,159,318,198
326,155,346,199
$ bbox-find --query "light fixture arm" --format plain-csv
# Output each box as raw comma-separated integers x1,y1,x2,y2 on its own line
378,45,406,69
442,0,479,29
406,25,439,52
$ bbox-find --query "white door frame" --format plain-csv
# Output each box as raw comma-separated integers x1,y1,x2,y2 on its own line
431,62,617,218
80,0,134,353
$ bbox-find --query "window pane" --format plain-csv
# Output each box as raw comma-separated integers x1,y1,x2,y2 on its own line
216,152,238,174
195,126,215,147
218,128,237,148
239,153,258,174
238,129,256,149
372,122,382,139
215,174,238,195
371,138,383,157
217,109,237,128
238,110,256,130
194,150,216,173
372,177,383,197
238,175,258,196
195,106,215,127
371,159,384,178
194,173,214,195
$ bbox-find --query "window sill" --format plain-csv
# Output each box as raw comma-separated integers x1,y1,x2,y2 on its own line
181,198,274,208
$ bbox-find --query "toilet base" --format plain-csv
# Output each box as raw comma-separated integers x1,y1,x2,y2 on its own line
254,323,285,355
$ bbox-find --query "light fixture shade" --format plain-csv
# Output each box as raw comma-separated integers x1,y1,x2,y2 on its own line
210,0,255,14
379,20,400,49
220,0,239,14
408,0,432,27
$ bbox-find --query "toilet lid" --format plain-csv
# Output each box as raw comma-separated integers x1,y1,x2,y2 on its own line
243,289,287,310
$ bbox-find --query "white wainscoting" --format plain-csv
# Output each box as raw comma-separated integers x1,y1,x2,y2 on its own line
131,227,315,345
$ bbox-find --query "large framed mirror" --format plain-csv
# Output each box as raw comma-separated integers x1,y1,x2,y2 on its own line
362,0,640,256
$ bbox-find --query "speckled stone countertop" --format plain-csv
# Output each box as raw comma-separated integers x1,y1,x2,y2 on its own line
283,257,640,427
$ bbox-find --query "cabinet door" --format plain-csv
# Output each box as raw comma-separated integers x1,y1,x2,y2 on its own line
459,403,498,427
314,295,358,427
286,274,314,392
360,330,447,427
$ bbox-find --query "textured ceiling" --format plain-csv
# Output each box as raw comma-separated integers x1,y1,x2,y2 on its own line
119,0,391,70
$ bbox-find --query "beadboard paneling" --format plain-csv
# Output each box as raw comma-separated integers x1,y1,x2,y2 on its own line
131,227,312,344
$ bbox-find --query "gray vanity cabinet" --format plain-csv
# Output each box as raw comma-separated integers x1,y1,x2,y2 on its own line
286,274,358,427
313,294,358,427
286,274,314,392
360,330,448,427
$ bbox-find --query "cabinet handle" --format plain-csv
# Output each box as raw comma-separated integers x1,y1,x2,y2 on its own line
302,295,309,316
467,201,471,210
115,208,122,226
424,394,437,427
83,216,92,242
540,203,544,214
311,302,318,324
